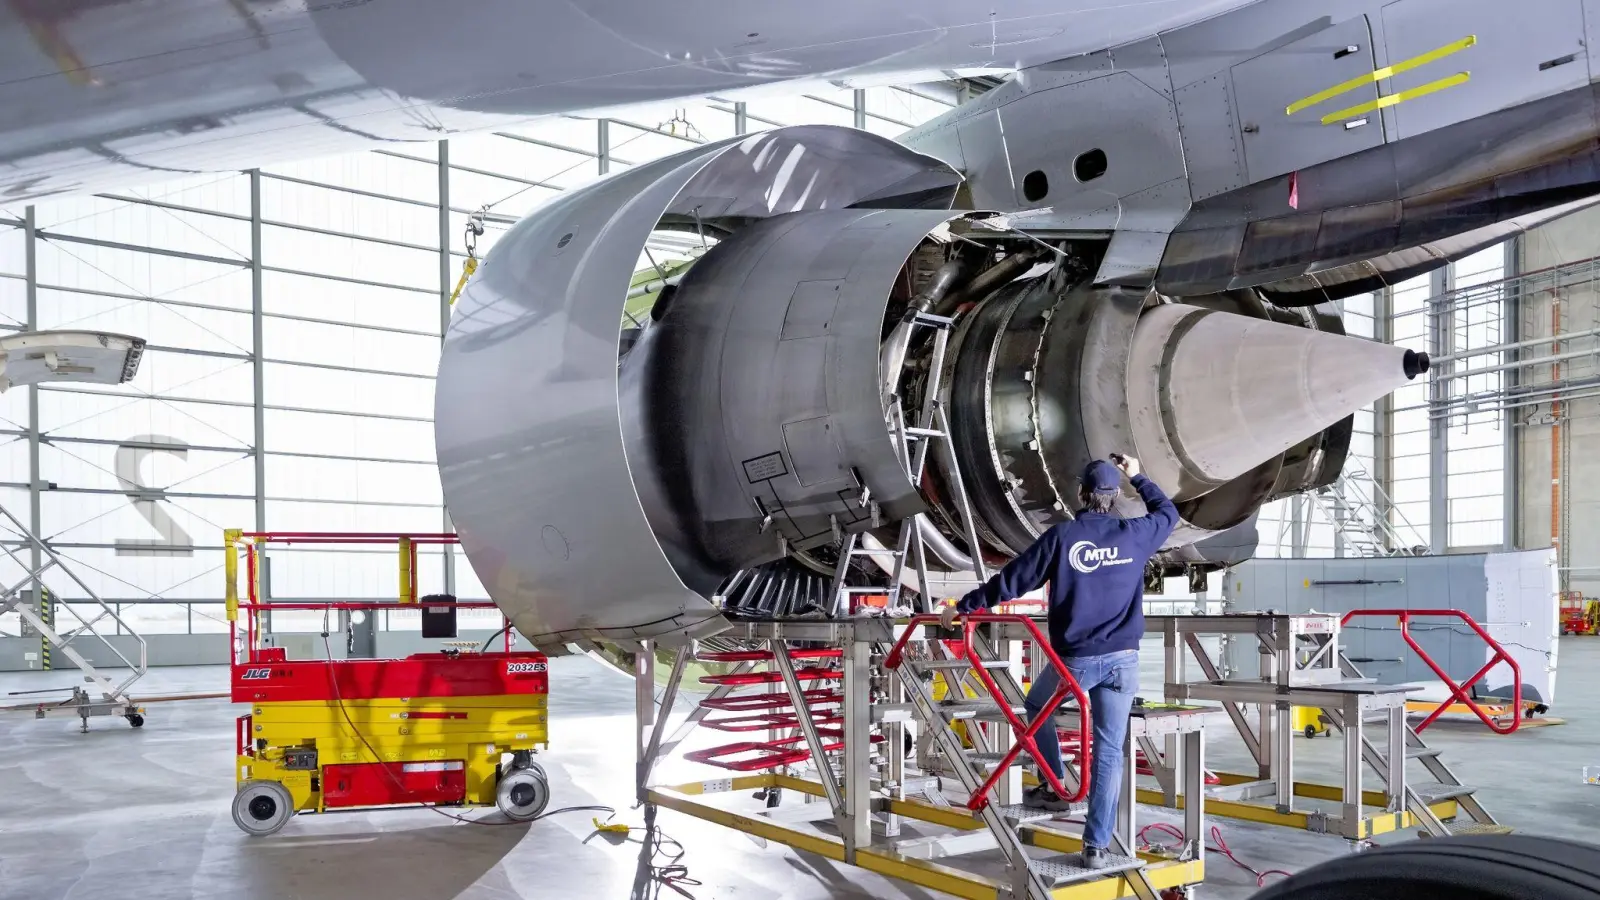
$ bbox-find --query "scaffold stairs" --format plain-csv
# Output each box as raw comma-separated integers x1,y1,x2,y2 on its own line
1321,651,1510,838
1308,462,1423,558
886,616,1160,899
0,501,146,717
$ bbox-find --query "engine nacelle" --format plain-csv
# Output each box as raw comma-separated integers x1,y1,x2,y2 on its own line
436,125,1423,647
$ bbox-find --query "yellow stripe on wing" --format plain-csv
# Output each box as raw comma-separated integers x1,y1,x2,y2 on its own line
1318,71,1472,124
1285,34,1478,116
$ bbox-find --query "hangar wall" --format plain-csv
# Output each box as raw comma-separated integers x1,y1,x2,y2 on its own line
0,86,962,670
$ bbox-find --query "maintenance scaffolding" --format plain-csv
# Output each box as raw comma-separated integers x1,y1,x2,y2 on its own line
629,609,1513,900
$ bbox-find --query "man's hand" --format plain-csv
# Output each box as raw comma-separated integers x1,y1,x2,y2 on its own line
1113,453,1141,479
940,602,960,631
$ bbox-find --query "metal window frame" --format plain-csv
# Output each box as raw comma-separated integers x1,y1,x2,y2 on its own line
6,91,988,656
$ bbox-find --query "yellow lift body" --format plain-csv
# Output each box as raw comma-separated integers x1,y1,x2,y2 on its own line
223,530,553,835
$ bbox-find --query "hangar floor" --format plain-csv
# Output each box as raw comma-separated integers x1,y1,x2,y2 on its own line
2,638,1596,900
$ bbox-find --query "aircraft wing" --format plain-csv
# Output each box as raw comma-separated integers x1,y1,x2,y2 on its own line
0,0,1258,201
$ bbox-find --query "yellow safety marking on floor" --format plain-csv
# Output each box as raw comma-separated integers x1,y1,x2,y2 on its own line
1317,71,1471,124
1286,35,1477,116
649,782,1204,900
1148,778,1460,834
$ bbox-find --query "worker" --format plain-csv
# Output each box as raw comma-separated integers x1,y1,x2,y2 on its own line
941,454,1177,868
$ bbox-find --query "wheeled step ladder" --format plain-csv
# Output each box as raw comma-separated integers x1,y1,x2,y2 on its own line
0,500,147,731
885,614,1161,900
1318,658,1511,838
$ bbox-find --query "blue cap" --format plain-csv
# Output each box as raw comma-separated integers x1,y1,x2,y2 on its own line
1083,459,1121,494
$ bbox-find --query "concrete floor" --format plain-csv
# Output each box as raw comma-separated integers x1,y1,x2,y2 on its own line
3,638,1598,900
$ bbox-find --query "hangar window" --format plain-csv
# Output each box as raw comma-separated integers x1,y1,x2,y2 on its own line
1021,170,1049,203
1074,149,1108,183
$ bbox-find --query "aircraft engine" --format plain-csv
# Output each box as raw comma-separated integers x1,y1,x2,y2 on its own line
435,125,1426,648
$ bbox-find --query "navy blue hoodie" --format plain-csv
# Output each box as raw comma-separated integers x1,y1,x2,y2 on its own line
956,474,1179,658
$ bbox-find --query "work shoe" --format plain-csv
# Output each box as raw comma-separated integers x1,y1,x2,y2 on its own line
1082,846,1110,870
1022,783,1072,811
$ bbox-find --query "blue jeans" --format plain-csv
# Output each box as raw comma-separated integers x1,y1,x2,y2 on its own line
1024,649,1139,850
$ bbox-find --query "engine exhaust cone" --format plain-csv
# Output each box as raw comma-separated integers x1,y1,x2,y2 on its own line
1129,303,1426,501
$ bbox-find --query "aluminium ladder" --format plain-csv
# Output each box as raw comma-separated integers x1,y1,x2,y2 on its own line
1307,461,1426,558
1318,651,1511,838
831,310,990,618
883,615,1161,900
0,500,147,731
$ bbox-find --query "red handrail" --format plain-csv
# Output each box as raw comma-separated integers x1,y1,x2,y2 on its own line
1340,608,1522,735
885,613,1090,808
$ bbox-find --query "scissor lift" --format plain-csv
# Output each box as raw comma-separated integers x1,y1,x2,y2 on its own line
224,530,553,835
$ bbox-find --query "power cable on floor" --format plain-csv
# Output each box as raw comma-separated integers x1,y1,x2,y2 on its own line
1139,822,1291,888
624,823,701,900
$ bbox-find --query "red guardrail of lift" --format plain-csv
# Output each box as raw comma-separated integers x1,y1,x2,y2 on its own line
885,613,1091,809
1340,608,1522,735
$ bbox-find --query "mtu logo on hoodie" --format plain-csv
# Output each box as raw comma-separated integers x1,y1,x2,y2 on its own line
1069,540,1132,573
955,472,1180,658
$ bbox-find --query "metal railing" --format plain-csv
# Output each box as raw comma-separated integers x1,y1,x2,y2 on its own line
885,612,1091,808
1340,608,1522,734
222,530,505,662
1309,460,1427,556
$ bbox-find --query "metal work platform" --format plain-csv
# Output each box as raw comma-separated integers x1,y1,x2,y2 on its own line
1150,612,1512,841
635,616,1211,900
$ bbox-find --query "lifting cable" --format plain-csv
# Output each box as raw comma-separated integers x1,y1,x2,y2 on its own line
447,111,706,307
